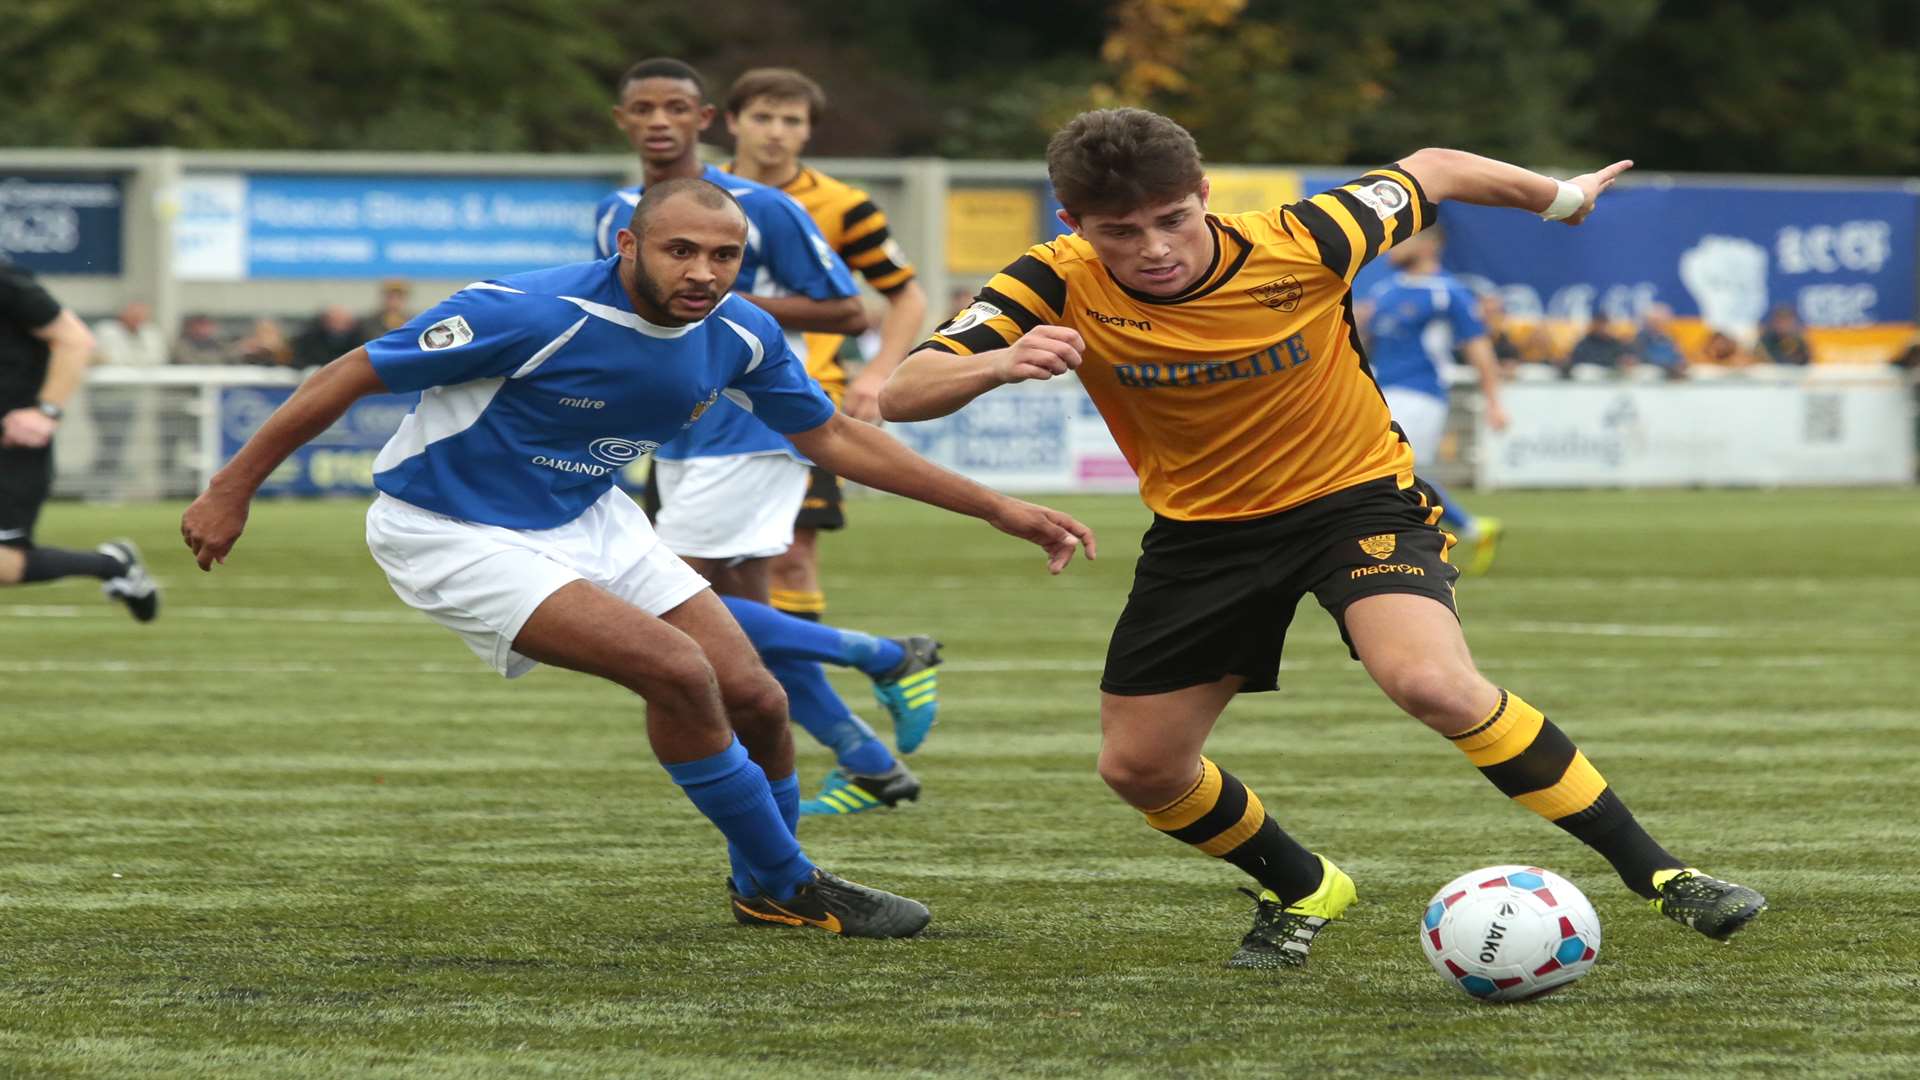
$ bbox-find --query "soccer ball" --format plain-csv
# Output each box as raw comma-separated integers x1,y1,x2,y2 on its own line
1419,865,1601,1003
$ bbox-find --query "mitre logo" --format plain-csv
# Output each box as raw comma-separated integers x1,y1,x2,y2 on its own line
1246,275,1303,312
1360,534,1397,560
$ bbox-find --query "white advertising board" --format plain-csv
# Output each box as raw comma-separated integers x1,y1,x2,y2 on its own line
1480,378,1914,488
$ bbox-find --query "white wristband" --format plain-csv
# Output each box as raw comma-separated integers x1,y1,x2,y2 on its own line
1539,179,1585,222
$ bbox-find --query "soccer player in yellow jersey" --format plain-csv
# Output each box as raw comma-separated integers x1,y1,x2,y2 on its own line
884,108,1765,969
723,68,930,628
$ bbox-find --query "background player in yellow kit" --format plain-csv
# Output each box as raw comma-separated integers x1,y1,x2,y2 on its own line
722,67,930,627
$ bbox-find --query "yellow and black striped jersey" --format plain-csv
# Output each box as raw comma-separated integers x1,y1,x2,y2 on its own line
923,166,1434,522
725,162,918,402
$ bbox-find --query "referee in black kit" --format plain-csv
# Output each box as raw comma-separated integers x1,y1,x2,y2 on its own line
0,257,158,619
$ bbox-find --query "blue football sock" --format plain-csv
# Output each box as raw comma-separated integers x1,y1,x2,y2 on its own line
769,771,800,836
722,596,904,676
730,771,803,896
766,655,897,776
663,739,814,902
725,768,802,895
1425,477,1480,538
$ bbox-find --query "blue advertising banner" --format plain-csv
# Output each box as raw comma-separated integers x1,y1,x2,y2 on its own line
1302,171,1919,362
1437,185,1916,324
0,172,124,274
176,173,612,281
221,386,417,495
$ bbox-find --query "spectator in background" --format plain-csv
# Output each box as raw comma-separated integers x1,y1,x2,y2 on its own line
360,279,413,340
293,305,363,370
236,318,293,367
1888,333,1919,372
91,301,168,367
1480,294,1524,370
1757,303,1813,366
1629,303,1688,379
88,300,170,478
1697,330,1749,368
173,313,232,365
1565,313,1633,374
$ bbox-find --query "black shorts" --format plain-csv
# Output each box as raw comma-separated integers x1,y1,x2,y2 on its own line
0,445,53,548
1100,476,1460,696
793,465,845,531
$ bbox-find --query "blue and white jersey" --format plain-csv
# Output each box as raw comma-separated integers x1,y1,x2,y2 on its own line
365,257,835,531
1362,271,1487,400
593,164,857,462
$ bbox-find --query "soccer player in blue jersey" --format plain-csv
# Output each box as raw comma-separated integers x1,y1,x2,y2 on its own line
596,58,944,816
1360,229,1510,574
181,179,1094,938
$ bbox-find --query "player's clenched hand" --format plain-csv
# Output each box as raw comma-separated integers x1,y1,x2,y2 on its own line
1,407,56,449
992,325,1084,384
987,496,1097,574
180,486,251,571
1561,160,1633,226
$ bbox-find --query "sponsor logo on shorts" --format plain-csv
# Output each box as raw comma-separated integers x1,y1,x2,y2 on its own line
558,396,605,409
1360,534,1398,560
419,315,474,351
1245,275,1304,312
1350,563,1427,580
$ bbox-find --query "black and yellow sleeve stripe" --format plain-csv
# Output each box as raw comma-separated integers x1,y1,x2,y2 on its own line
839,201,917,294
1286,165,1437,284
919,249,1066,356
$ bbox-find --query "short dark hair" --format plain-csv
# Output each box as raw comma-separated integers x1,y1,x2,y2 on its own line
627,177,745,238
617,58,706,100
1046,108,1205,218
725,68,827,123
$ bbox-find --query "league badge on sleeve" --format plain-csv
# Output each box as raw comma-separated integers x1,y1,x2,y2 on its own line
1351,179,1409,222
938,301,1002,336
419,315,475,351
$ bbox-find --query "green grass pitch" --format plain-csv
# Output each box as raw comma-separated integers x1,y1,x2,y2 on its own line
2,489,1917,1078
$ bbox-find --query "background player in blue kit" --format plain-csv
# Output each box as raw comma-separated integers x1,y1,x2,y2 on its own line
597,58,944,816
1360,229,1510,574
181,179,1094,938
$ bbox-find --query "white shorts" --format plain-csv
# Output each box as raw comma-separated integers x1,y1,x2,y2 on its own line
1384,387,1450,464
651,453,811,561
365,487,708,679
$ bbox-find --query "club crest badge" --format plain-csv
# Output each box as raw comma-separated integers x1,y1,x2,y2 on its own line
1246,275,1304,312
687,389,720,425
1360,534,1397,560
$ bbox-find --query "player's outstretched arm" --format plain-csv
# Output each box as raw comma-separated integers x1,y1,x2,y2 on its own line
1398,148,1633,226
181,348,388,571
788,412,1095,574
880,324,1085,422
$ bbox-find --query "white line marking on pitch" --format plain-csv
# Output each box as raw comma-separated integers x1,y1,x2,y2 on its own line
0,655,1846,677
3,606,1904,643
